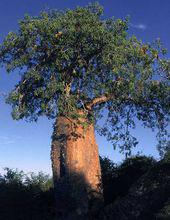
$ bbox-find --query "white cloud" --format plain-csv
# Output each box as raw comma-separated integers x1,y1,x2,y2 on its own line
130,23,147,30
0,135,22,145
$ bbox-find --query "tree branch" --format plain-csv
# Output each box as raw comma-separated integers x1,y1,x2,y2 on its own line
82,80,164,111
85,95,112,110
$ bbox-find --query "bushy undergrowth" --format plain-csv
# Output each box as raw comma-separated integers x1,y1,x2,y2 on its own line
0,154,169,219
100,155,157,205
0,168,55,220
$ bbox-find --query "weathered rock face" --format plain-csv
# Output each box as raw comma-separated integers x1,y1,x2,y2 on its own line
51,113,103,219
98,161,170,220
156,198,170,219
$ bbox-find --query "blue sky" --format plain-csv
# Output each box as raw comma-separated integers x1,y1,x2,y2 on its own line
0,0,170,174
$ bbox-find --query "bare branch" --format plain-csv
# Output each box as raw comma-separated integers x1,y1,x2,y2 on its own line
85,95,113,110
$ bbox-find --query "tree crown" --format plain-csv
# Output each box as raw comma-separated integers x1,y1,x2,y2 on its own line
0,3,169,152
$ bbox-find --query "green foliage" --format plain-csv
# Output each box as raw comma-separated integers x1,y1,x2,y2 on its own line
3,167,25,185
100,155,156,205
1,168,53,191
0,154,169,219
158,140,170,161
0,3,169,152
0,168,55,220
25,171,53,191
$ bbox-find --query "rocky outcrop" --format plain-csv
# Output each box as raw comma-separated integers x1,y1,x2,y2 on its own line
156,199,170,219
98,161,170,220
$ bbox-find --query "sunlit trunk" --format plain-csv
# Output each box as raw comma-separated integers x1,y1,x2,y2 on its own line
51,111,103,218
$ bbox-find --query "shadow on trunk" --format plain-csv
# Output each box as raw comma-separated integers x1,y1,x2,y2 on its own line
55,171,103,219
51,115,103,219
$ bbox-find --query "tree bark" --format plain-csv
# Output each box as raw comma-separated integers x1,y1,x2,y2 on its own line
51,111,103,219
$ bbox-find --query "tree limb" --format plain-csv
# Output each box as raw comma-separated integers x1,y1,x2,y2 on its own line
85,95,113,110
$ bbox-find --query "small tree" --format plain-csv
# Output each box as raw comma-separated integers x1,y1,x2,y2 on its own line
0,3,169,217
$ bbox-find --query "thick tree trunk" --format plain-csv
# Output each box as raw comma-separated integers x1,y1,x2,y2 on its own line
51,112,103,219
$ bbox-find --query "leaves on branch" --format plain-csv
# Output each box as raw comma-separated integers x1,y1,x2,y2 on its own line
0,3,169,153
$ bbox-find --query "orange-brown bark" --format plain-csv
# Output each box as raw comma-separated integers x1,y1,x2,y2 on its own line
85,95,111,110
51,111,103,218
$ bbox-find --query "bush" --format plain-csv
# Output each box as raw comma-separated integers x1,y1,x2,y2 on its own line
0,154,168,219
0,168,55,220
100,155,156,205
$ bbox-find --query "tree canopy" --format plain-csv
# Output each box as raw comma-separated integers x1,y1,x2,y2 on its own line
0,3,169,153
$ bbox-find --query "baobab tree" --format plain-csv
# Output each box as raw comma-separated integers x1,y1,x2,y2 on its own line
0,3,169,218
